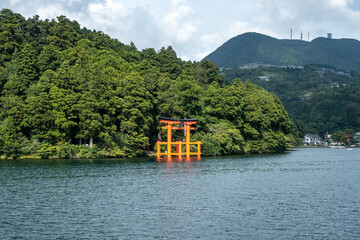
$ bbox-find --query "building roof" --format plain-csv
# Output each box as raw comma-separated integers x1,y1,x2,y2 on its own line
304,134,321,139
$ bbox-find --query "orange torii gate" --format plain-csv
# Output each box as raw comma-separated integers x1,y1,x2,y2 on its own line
156,117,201,159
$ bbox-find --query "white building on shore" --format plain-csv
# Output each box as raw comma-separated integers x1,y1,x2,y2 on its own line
302,134,323,145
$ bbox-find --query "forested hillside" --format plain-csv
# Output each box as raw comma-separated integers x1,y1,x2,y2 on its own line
205,32,360,72
222,65,360,136
0,9,295,159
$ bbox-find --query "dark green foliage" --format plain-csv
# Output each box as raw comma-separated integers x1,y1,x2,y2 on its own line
0,9,294,159
0,9,26,58
206,32,360,72
0,116,26,159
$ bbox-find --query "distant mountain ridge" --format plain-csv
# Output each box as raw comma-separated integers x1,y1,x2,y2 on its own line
205,32,360,72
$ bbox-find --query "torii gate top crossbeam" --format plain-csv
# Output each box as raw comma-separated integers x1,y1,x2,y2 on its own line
159,117,198,125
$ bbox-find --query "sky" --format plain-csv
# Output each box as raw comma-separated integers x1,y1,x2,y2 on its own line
2,0,360,61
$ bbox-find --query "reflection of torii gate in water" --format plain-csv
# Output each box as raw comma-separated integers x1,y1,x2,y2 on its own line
156,117,201,160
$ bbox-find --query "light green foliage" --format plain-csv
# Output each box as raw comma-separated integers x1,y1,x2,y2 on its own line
37,142,56,159
55,141,77,159
0,9,295,159
208,122,244,155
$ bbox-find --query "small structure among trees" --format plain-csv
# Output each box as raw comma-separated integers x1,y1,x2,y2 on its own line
302,134,323,145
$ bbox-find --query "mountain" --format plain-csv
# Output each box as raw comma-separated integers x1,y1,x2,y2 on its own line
221,65,360,137
205,32,360,72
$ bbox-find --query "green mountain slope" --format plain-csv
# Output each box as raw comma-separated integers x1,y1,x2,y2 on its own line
221,65,360,137
205,32,360,72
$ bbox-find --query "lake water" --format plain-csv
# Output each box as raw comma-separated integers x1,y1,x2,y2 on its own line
1,148,360,239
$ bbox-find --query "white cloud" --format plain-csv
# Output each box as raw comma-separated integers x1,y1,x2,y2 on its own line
252,0,360,41
161,2,197,45
279,8,293,19
195,50,212,60
227,21,251,39
176,23,196,42
171,0,186,6
10,0,21,5
88,0,127,26
329,0,347,8
3,0,360,61
200,33,220,48
36,4,64,19
163,5,193,27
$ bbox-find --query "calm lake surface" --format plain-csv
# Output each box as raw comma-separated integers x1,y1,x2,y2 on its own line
1,148,360,239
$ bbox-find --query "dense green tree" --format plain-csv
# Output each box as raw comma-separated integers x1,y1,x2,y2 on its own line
157,46,182,79
0,9,296,159
0,9,26,58
21,71,53,141
37,45,62,73
117,72,153,155
173,70,203,117
19,43,38,84
193,59,224,85
47,15,80,50
0,116,26,159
